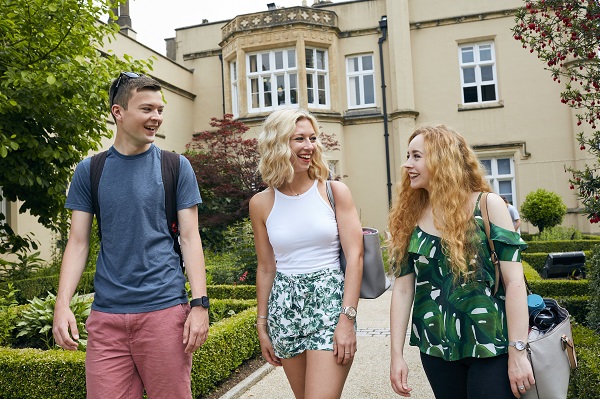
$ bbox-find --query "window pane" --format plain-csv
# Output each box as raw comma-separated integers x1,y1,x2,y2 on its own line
307,74,314,103
275,51,283,70
498,180,512,196
481,65,494,81
306,49,314,68
463,67,476,84
290,74,298,104
481,84,496,101
363,75,374,104
263,76,272,106
362,55,373,71
348,57,358,73
497,158,511,175
463,86,478,103
277,75,285,105
251,78,259,108
481,160,492,175
261,53,270,71
288,50,296,68
249,55,257,73
479,45,492,62
349,76,359,106
231,62,237,80
317,50,325,70
461,47,474,63
318,74,326,104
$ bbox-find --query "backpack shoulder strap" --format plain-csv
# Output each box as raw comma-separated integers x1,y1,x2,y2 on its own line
90,151,109,240
160,150,183,269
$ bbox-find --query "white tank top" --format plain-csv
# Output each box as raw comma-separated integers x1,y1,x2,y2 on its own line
266,180,341,275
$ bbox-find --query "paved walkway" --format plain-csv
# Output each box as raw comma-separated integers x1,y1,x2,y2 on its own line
221,289,435,399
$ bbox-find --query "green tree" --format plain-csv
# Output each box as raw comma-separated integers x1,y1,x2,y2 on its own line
0,0,152,254
520,188,567,232
512,1,600,223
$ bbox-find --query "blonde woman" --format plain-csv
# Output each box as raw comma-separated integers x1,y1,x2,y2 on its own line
388,125,534,398
249,109,363,398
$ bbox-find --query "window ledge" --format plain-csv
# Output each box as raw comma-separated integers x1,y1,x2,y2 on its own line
344,107,381,119
458,100,504,112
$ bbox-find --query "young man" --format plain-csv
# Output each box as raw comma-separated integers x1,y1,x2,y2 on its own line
53,72,209,399
502,196,522,235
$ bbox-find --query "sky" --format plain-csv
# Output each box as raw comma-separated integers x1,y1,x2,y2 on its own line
127,0,325,55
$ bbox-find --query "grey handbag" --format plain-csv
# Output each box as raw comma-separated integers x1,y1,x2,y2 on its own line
480,193,577,398
325,181,391,299
522,298,577,399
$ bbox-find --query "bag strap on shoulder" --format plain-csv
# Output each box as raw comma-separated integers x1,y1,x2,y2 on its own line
90,151,109,240
325,180,336,215
480,192,503,296
160,150,183,269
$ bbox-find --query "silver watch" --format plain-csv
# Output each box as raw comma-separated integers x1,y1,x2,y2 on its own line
341,306,357,320
508,340,528,351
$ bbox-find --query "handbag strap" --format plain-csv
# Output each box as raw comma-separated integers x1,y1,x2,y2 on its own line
480,192,531,295
326,180,336,215
480,192,503,296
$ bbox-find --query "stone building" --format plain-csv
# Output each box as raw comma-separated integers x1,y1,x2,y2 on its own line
5,0,594,260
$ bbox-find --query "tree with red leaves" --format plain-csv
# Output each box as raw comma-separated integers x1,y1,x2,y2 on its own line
513,0,600,223
185,115,265,248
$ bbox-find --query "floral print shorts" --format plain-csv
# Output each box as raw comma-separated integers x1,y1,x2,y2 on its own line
268,268,346,359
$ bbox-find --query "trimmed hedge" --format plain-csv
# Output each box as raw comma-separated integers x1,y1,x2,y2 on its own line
525,240,600,253
0,271,95,305
208,284,256,300
192,307,260,397
0,303,260,399
568,323,600,399
0,276,256,305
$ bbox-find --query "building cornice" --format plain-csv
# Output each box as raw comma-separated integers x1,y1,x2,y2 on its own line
411,8,518,30
472,141,531,160
221,6,338,42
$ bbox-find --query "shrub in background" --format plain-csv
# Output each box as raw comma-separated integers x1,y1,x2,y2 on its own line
521,189,567,232
222,218,257,285
0,283,19,346
587,245,600,332
15,292,91,350
531,226,582,241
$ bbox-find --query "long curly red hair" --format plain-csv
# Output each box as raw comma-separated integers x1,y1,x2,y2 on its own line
388,125,491,279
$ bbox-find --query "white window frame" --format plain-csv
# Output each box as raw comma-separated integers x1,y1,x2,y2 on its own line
305,48,330,109
346,54,376,109
459,42,498,104
230,61,239,118
246,48,299,113
480,156,517,206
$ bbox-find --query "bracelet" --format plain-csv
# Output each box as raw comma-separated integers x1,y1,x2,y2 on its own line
257,315,268,319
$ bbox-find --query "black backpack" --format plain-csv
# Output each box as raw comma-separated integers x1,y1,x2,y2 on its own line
89,149,184,270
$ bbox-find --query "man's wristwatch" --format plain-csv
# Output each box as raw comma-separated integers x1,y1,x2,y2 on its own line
508,340,528,351
190,296,210,309
341,306,357,320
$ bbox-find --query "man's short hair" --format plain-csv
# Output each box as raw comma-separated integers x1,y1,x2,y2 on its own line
109,74,161,110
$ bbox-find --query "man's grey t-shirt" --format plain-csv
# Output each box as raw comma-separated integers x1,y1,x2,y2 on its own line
66,145,201,313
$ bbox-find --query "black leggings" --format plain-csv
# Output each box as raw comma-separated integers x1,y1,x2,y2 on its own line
420,352,516,399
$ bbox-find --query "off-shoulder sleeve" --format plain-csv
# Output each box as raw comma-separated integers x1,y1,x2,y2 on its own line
489,223,528,262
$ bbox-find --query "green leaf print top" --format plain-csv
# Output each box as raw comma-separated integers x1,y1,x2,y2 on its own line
396,194,527,361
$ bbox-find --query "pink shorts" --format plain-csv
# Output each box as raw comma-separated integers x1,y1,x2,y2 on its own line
85,303,192,399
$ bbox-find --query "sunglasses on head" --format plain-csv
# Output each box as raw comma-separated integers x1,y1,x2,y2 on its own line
110,72,142,106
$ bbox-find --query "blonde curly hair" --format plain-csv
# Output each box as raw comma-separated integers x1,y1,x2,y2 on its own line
257,109,330,188
388,124,491,279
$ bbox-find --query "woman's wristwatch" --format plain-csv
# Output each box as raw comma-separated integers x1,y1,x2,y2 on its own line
341,306,357,320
